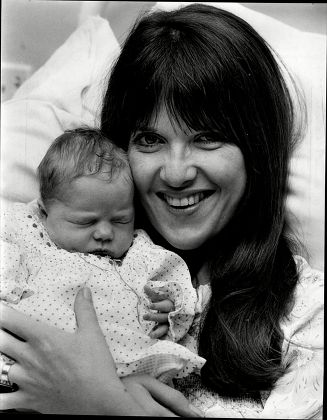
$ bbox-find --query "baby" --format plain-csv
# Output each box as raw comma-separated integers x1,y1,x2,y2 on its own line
0,128,205,388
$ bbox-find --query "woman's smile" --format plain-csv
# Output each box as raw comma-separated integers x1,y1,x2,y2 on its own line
157,189,216,213
128,107,247,250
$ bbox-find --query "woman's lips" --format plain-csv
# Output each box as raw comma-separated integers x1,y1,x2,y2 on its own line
157,191,215,210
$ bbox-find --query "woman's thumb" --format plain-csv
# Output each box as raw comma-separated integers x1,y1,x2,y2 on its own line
74,287,100,330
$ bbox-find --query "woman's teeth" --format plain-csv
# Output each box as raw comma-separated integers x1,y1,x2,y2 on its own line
163,192,205,207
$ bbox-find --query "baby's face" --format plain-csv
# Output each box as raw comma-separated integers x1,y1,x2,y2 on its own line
43,170,135,259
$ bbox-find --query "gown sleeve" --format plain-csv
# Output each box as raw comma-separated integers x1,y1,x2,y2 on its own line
130,229,198,342
0,202,31,303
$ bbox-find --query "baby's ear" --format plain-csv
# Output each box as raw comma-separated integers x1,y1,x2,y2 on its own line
37,199,48,218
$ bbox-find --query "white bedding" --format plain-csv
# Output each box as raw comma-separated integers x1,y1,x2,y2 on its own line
0,3,325,271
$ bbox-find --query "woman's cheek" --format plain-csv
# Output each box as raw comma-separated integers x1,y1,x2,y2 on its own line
129,153,156,192
213,149,247,193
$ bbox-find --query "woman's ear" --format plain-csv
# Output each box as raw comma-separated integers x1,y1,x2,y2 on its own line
37,199,48,218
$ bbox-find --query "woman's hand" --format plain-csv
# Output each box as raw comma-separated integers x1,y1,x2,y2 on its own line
143,285,174,339
0,287,144,415
121,375,203,417
0,288,203,416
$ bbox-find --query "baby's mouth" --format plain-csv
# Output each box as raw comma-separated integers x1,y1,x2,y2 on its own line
91,249,113,257
157,191,215,209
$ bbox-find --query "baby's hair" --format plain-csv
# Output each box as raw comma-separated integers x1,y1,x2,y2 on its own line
37,127,130,205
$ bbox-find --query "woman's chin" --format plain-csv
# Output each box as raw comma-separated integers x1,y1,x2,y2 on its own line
162,229,207,251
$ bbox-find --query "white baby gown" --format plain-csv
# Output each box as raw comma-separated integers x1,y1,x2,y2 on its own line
0,200,205,382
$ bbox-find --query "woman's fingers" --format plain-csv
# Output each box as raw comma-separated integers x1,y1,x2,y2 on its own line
133,375,204,417
74,287,101,332
121,378,177,417
0,303,36,341
0,360,28,391
0,329,26,362
73,287,120,377
0,390,29,411
0,359,34,411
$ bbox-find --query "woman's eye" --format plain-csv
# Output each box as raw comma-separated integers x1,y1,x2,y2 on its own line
131,132,164,150
194,134,223,148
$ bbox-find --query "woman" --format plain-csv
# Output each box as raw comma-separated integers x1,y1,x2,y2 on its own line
0,4,323,417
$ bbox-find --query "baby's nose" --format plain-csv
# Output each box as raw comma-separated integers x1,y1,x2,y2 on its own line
93,223,114,241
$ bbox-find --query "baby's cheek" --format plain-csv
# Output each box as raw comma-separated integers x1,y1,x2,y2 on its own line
54,229,81,251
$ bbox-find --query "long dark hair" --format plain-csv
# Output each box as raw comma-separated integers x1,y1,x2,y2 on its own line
100,4,304,396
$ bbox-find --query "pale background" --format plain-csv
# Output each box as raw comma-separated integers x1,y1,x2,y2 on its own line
2,1,327,101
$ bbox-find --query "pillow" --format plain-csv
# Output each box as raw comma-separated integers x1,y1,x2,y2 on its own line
153,3,325,272
1,15,120,203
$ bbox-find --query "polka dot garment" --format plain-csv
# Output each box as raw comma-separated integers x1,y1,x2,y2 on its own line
0,200,205,382
173,257,323,418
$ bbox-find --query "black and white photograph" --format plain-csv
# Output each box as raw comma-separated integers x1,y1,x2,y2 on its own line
0,2,325,417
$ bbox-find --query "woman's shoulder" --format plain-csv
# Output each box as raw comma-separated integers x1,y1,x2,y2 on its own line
281,255,323,348
261,256,324,419
294,255,323,284
292,255,323,315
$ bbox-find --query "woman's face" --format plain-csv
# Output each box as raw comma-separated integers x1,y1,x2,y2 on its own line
128,107,247,250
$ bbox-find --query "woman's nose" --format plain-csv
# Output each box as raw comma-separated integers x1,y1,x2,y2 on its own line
159,149,197,187
93,222,114,242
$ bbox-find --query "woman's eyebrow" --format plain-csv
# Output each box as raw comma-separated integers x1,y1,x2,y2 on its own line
134,126,158,133
131,127,161,138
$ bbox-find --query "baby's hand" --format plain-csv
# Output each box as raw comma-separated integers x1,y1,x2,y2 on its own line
143,285,174,339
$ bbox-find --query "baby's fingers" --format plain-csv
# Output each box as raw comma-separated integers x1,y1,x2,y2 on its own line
149,324,169,339
149,299,174,313
143,312,168,323
143,285,168,303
